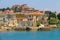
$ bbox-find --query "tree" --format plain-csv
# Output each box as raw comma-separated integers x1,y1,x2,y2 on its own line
2,8,6,11
48,12,56,20
48,17,58,24
6,7,11,10
12,7,22,12
57,13,60,20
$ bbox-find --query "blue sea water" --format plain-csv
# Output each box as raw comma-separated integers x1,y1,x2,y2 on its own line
0,29,60,40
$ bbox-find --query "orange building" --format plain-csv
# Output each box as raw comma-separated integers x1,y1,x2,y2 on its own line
0,11,3,14
4,10,14,14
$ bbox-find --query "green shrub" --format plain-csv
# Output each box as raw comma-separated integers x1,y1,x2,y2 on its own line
48,17,58,24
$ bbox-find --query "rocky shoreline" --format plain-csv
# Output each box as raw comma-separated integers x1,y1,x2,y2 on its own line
0,26,59,32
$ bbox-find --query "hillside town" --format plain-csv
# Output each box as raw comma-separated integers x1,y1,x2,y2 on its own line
0,4,60,31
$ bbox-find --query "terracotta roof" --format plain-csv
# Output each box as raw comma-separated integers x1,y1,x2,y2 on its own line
32,11,44,15
4,10,14,14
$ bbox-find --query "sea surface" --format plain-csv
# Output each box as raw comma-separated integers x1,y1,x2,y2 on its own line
0,29,60,40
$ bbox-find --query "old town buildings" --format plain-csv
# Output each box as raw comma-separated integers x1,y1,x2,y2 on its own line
0,4,49,28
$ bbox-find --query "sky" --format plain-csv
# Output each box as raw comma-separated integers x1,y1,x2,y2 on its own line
0,0,60,12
